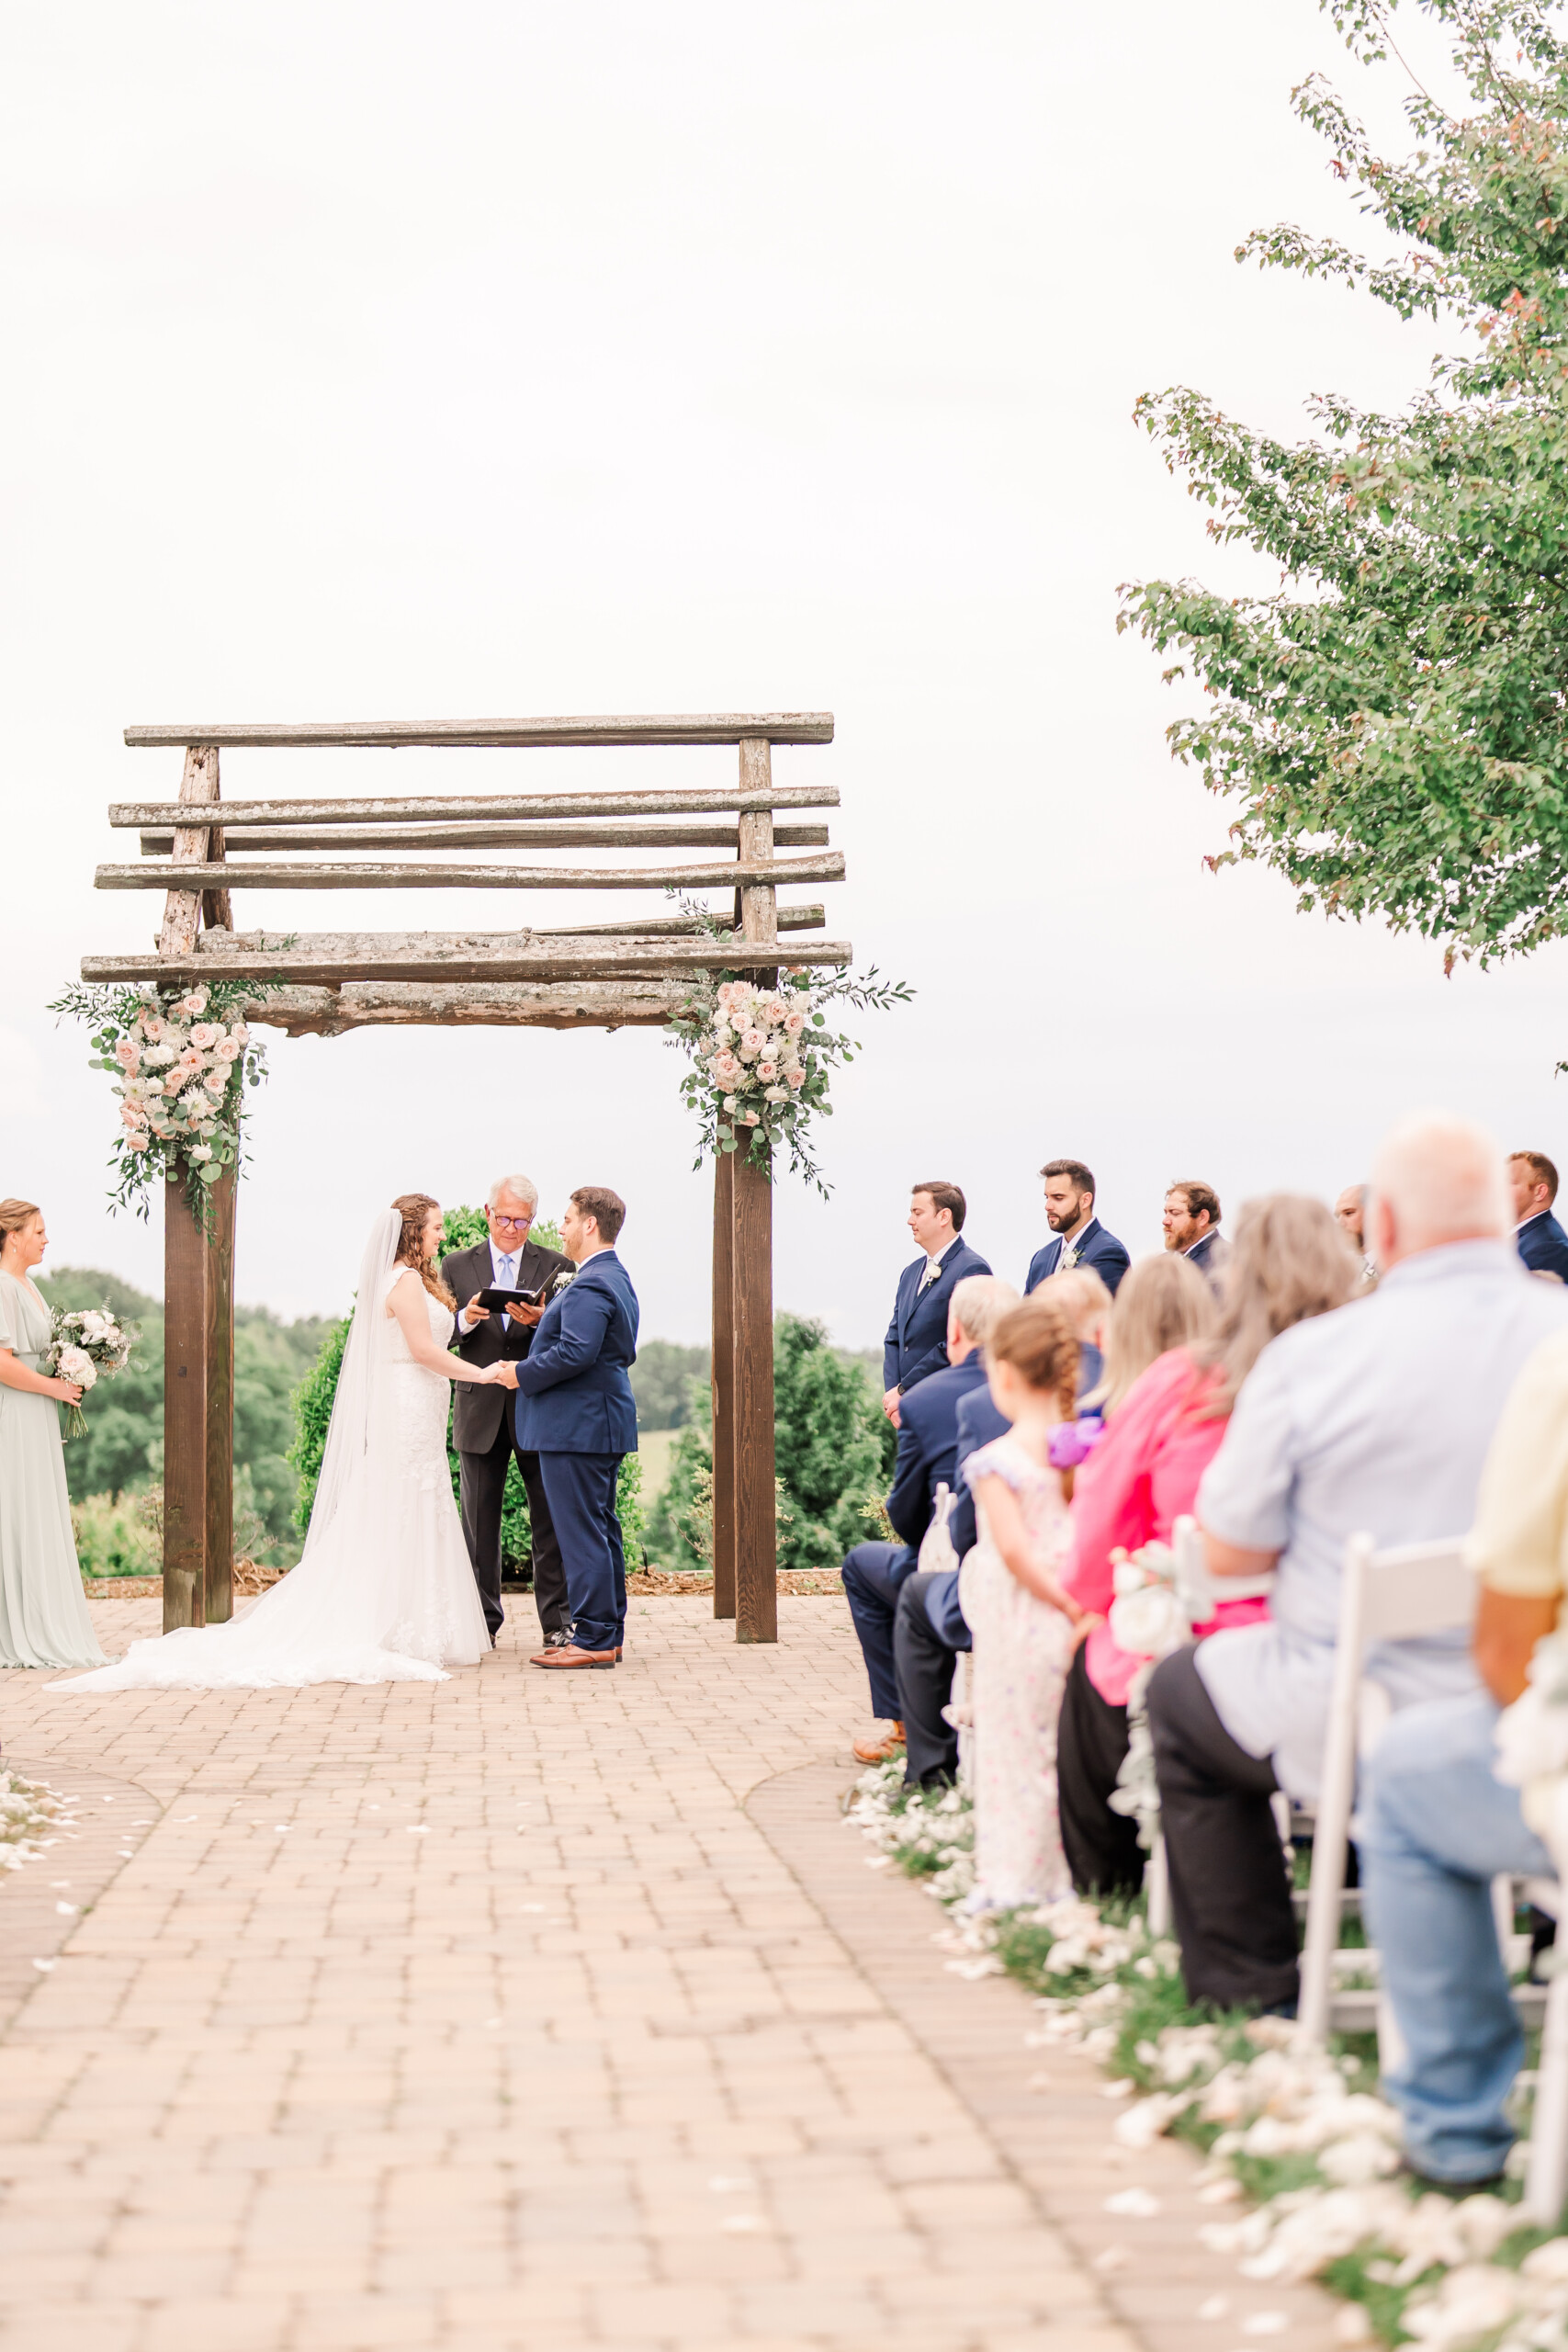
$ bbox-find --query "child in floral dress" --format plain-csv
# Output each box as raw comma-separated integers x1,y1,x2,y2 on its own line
959,1292,1089,1911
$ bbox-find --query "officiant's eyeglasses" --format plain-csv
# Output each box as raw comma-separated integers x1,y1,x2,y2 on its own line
490,1211,533,1229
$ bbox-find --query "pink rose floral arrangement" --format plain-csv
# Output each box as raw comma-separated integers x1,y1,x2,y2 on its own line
670,938,911,1193
51,978,273,1231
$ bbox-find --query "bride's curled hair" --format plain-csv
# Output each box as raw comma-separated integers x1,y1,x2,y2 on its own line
391,1193,455,1307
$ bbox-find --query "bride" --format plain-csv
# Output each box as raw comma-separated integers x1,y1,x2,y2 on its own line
58,1195,500,1692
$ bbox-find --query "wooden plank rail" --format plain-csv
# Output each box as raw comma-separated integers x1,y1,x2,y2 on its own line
80,934,852,987
98,854,846,895
124,713,835,749
138,820,832,855
229,981,695,1036
530,904,825,938
110,785,838,829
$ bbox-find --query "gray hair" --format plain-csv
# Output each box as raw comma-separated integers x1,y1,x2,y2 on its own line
487,1173,539,1212
1370,1113,1508,1249
948,1275,1020,1351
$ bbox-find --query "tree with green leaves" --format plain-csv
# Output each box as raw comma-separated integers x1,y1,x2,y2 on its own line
1122,0,1568,976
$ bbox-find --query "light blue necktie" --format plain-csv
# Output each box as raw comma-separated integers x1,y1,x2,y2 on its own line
498,1254,515,1287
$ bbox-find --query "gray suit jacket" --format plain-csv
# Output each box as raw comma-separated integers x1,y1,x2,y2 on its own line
442,1237,575,1453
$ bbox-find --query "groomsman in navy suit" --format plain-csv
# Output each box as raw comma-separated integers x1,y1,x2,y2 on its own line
848,1275,1013,1763
1510,1150,1568,1282
1025,1159,1129,1296
1163,1179,1229,1287
881,1182,993,1427
494,1185,639,1670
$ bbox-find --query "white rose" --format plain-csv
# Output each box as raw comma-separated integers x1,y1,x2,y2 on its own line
58,1346,96,1389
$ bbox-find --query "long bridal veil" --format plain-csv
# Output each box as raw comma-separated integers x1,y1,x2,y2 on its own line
302,1205,401,1561
55,1204,489,1690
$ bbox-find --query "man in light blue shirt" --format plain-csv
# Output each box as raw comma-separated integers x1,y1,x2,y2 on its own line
1146,1114,1568,2015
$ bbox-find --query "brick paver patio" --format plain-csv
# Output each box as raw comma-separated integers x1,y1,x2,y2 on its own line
0,1593,1337,2352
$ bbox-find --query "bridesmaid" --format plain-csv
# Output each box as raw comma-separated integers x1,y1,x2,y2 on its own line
0,1200,107,1668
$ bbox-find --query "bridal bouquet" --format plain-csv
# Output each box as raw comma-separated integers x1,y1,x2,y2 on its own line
670,955,912,1193
51,978,272,1230
46,1306,137,1441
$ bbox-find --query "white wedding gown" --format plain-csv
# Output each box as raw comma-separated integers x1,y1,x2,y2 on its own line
57,1234,489,1693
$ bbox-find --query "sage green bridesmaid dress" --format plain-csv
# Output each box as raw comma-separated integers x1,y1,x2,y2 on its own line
0,1272,107,1668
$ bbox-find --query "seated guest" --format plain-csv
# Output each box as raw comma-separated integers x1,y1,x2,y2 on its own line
1164,1180,1228,1285
1335,1182,1378,1285
1045,1266,1112,1400
1360,1330,1568,2185
963,1293,1089,1910
1510,1149,1568,1282
894,1269,1110,1790
1026,1159,1129,1298
848,1276,1015,1765
1060,1206,1349,1899
1147,1114,1568,2014
882,1182,992,1429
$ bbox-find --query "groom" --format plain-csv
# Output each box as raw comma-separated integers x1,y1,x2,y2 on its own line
493,1185,639,1671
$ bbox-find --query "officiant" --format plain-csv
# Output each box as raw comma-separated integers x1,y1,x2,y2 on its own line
443,1174,574,1648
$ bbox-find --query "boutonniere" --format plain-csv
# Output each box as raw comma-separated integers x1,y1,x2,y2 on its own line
553,1272,575,1292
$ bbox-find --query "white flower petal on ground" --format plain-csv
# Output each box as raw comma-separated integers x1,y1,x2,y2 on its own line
1104,2188,1162,2218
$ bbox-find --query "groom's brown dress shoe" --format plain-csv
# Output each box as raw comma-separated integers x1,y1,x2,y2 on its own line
533,1645,617,1669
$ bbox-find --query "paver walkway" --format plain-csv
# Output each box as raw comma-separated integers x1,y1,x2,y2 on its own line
0,1594,1335,2352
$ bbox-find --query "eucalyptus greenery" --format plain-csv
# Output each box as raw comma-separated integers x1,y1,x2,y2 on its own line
1121,0,1568,977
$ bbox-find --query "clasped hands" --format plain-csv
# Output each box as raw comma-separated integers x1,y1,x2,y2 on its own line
483,1361,520,1389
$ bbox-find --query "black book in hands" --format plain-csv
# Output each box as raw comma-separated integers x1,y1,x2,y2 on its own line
475,1284,546,1312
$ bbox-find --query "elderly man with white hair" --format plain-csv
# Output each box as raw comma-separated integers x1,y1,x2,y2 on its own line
1145,1114,1568,2019
442,1176,575,1647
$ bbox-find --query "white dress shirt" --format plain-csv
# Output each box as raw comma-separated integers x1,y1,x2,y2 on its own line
919,1234,962,1289
1193,1238,1568,1798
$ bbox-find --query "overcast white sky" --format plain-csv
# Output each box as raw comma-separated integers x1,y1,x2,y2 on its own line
4,1,1563,1345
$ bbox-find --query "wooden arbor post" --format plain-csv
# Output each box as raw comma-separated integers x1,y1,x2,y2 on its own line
711,736,779,1643
159,746,237,1630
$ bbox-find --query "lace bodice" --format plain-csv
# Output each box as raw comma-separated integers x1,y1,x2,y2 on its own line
383,1269,450,1363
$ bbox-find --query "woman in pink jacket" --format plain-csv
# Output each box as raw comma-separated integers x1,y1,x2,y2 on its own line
1058,1198,1357,1897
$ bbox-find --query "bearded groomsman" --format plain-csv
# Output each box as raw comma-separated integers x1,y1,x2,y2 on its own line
444,1174,574,1647
1163,1179,1230,1286
495,1186,639,1671
1025,1159,1130,1296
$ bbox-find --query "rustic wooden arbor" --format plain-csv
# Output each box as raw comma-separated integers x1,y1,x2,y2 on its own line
80,714,849,1644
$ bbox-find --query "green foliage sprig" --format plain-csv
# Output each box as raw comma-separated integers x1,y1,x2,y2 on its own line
50,979,272,1232
1120,0,1568,975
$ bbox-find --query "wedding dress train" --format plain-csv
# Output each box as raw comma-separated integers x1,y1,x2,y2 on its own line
57,1214,488,1692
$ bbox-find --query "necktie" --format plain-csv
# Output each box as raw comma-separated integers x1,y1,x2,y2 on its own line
1058,1238,1077,1272
498,1254,515,1287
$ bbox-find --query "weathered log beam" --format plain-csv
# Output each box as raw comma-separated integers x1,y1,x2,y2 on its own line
124,713,834,750
138,820,831,855
531,903,825,938
98,854,846,894
79,933,852,986
229,981,691,1036
109,784,839,829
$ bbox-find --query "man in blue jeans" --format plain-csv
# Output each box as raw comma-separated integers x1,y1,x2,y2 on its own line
1360,1326,1568,2186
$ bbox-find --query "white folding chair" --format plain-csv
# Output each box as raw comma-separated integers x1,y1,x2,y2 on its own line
1145,1519,1240,1939
1297,1532,1478,2048
1294,1531,1568,2225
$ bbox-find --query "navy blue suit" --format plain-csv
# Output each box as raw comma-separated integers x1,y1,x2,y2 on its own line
513,1250,638,1652
841,1355,989,1722
890,1383,1007,1782
1518,1211,1568,1283
1025,1216,1129,1298
883,1238,993,1397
